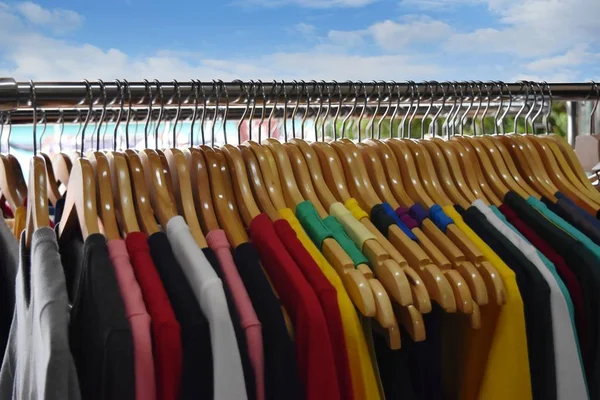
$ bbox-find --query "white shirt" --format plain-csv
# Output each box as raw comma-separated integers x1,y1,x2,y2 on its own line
473,200,588,400
166,216,247,400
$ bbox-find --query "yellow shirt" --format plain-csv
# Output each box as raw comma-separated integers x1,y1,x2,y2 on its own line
13,206,26,239
443,206,532,400
279,208,381,400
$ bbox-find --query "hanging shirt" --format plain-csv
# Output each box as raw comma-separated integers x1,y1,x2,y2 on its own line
107,239,156,400
0,214,18,361
165,216,247,400
548,192,600,245
371,204,418,241
207,230,264,400
498,204,588,354
505,191,600,395
232,242,303,400
323,215,370,267
428,204,454,233
279,208,379,400
456,204,556,400
274,215,354,400
147,232,213,400
441,206,532,400
473,200,588,400
329,202,377,254
381,202,418,240
125,232,182,400
249,213,341,400
58,231,135,400
394,207,419,230
0,228,80,400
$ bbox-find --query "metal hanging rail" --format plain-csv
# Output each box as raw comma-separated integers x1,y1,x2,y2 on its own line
0,78,597,112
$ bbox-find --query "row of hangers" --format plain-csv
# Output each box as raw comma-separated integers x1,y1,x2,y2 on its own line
1,79,596,350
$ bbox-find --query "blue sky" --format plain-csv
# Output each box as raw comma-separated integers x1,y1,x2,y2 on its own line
0,0,598,81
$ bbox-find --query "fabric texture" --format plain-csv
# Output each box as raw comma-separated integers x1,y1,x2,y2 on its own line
474,200,588,400
274,218,354,400
147,232,213,400
457,204,556,400
58,231,135,400
408,204,429,226
125,232,182,400
107,239,156,400
206,230,264,400
395,207,419,230
249,213,341,400
278,209,380,400
0,214,18,361
345,198,369,221
429,204,454,233
381,202,418,240
329,202,376,251
0,228,80,400
166,216,247,400
441,205,532,400
323,215,369,267
296,201,334,249
233,243,303,400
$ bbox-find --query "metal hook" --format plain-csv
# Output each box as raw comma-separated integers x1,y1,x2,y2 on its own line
142,79,153,149
189,80,199,146
236,80,250,145
248,80,258,142
199,80,208,145
341,81,357,140
211,80,220,147
221,80,230,145
113,80,124,151
313,81,325,142
332,81,343,141
430,81,446,136
448,82,462,137
390,82,406,138
523,81,537,135
154,80,166,149
458,83,472,136
498,81,512,135
480,82,492,135
258,80,267,143
29,80,38,155
514,81,528,134
290,80,302,139
420,81,434,139
491,81,502,135
366,81,381,139
376,81,391,139
267,80,281,139
80,79,95,154
471,81,483,136
407,82,421,139
37,109,48,154
588,81,599,135
323,80,334,142
171,80,182,147
531,81,545,134
355,81,368,142
300,81,313,140
400,81,415,138
0,112,5,154
282,80,290,142
542,81,553,134
123,80,133,149
442,82,456,138
95,80,108,151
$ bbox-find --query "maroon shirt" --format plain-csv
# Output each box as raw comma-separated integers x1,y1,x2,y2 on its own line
273,219,353,400
499,204,589,354
250,214,341,400
126,232,183,400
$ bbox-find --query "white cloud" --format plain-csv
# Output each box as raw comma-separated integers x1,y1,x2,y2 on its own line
327,29,366,48
242,0,378,8
15,2,83,34
526,45,598,72
368,17,452,51
289,22,317,36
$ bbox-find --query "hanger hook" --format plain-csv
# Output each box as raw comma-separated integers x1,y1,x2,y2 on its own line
80,79,95,154
457,82,471,136
247,80,259,142
220,80,230,145
37,109,48,154
447,81,461,136
267,80,280,139
290,80,301,139
282,80,290,142
312,81,324,142
234,80,248,145
29,80,38,155
542,81,553,134
141,79,152,149
377,81,391,139
389,82,404,138
420,81,433,139
322,80,333,142
430,81,445,136
95,79,107,151
490,81,502,135
123,79,133,149
332,81,343,141
341,81,356,140
211,80,220,147
514,81,529,134
523,81,537,135
498,81,512,135
257,79,268,143
154,80,165,149
113,80,123,151
366,80,379,139
171,80,182,147
400,81,414,138
479,82,492,135
199,80,208,145
531,81,545,133
300,81,312,140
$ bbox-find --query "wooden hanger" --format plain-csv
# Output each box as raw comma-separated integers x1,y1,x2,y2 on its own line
121,150,158,235
106,151,138,235
88,152,120,240
52,152,72,193
164,147,207,248
58,158,100,242
139,149,178,230
24,155,49,248
310,140,432,313
186,148,220,232
38,153,61,206
201,146,249,248
333,139,460,312
361,140,487,305
549,134,600,192
0,154,24,211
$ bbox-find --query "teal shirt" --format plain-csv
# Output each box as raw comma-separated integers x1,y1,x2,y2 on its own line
526,197,600,261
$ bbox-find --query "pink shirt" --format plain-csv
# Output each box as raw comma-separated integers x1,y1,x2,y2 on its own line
206,230,264,400
108,239,156,400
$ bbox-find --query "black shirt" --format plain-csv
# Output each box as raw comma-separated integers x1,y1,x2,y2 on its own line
370,204,397,236
58,231,135,400
233,243,303,400
202,247,256,400
54,195,66,225
541,195,600,246
505,191,600,398
148,232,213,400
0,219,17,361
456,204,557,400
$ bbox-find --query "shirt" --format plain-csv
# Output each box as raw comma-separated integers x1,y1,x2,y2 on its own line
441,206,532,400
279,209,380,400
551,192,600,245
273,218,353,400
0,228,80,400
59,231,135,400
474,200,588,400
372,203,417,241
232,243,303,400
206,230,263,400
107,239,156,400
504,192,600,397
0,214,18,361
457,204,556,400
165,216,247,400
249,213,341,400
381,202,418,240
498,204,588,357
147,232,212,400
125,232,182,400
395,207,418,230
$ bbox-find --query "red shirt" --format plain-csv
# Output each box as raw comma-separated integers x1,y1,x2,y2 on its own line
250,214,341,400
125,231,183,400
499,204,589,354
273,219,353,400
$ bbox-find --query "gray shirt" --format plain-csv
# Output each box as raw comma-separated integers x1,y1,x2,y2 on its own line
0,227,80,399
